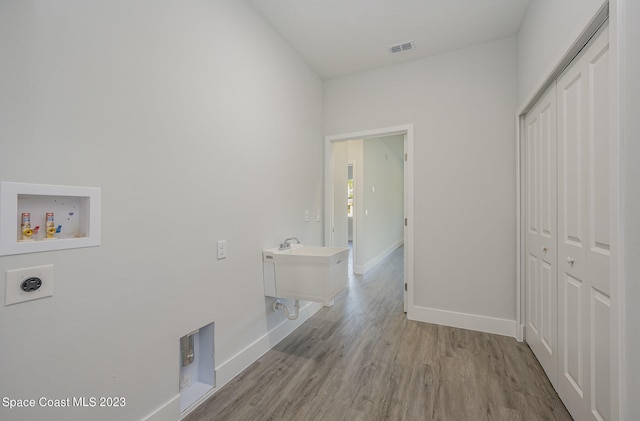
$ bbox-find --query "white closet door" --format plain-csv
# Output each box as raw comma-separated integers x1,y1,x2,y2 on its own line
524,84,558,389
557,25,611,421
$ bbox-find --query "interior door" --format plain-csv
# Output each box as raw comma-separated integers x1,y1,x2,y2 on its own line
524,84,558,389
557,24,611,421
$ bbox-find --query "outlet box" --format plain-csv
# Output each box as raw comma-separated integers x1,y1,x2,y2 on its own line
5,265,54,306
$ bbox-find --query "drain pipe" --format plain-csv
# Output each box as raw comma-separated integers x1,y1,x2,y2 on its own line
272,299,299,320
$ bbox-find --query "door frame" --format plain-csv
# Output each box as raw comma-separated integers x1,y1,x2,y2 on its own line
325,124,414,314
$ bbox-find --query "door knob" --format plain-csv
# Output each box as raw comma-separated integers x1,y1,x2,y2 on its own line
541,247,548,253
567,256,575,265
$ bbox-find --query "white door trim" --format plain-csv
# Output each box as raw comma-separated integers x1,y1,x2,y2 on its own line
325,124,414,315
609,1,624,417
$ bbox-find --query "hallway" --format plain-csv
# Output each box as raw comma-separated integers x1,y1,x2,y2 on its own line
185,247,571,420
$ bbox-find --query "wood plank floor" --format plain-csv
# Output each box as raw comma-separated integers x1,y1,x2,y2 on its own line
185,246,572,421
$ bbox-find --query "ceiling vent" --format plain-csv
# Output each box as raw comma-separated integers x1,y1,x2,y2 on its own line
389,41,415,54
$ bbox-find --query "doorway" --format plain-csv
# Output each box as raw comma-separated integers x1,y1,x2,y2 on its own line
325,124,414,313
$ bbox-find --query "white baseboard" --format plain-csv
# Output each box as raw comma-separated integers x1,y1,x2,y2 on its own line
215,301,323,384
142,394,180,421
178,300,323,419
408,305,518,338
355,240,403,275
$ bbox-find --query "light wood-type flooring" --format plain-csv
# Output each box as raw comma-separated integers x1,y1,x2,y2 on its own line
185,246,571,421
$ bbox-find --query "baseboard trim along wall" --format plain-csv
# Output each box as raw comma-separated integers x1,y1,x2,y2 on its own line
142,394,181,421
177,300,323,419
355,240,404,275
409,305,518,338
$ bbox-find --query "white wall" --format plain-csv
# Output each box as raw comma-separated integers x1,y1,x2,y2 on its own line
0,1,324,420
517,0,606,104
361,135,404,265
348,140,364,268
332,141,349,247
325,38,518,326
333,136,403,273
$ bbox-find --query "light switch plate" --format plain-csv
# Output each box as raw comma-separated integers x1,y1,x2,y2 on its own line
5,264,54,306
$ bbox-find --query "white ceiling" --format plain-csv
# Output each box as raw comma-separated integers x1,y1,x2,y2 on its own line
248,0,531,79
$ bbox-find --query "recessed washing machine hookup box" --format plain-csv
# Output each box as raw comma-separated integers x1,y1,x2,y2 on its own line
0,182,101,256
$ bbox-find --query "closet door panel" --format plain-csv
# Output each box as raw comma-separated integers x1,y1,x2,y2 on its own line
558,45,590,421
559,72,586,262
540,259,554,352
562,273,584,395
585,30,611,421
527,253,540,336
527,117,539,238
587,39,611,295
591,289,611,420
524,84,558,388
557,24,610,421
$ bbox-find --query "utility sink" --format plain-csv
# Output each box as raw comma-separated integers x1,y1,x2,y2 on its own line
263,244,349,305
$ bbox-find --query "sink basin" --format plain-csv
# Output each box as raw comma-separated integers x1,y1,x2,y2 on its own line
263,244,349,305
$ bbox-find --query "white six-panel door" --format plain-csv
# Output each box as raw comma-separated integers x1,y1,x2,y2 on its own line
524,84,558,389
524,23,611,421
557,25,611,421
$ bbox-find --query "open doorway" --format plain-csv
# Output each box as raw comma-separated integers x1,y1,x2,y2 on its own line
335,137,403,274
325,124,414,313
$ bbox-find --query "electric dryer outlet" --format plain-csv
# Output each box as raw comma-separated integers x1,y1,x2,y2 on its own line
5,264,54,305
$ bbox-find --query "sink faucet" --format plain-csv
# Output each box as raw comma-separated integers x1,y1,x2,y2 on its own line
279,237,300,250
